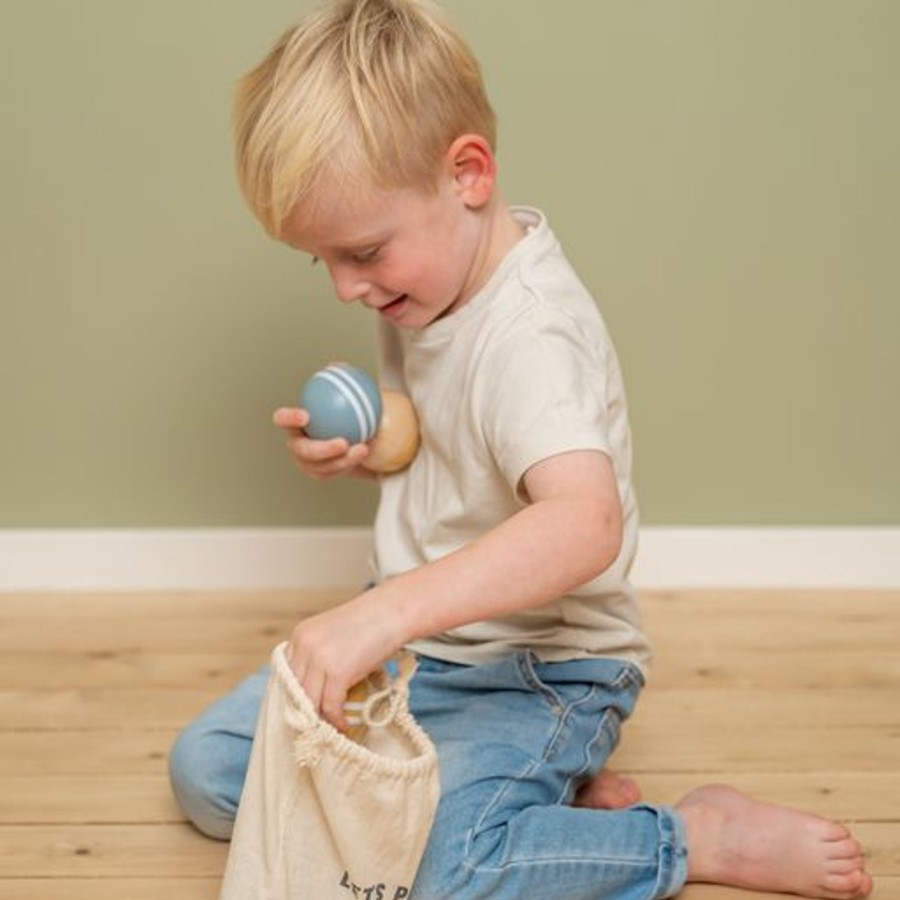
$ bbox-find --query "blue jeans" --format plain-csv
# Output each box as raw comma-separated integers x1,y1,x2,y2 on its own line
169,653,688,899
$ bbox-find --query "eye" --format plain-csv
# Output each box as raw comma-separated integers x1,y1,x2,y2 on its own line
351,246,381,265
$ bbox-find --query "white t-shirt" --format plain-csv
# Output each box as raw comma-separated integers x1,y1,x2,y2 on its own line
373,207,651,673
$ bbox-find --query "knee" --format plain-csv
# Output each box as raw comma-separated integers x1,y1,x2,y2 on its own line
413,862,500,900
413,825,505,900
168,724,242,841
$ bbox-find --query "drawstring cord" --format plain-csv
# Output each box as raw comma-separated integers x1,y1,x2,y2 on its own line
291,677,405,767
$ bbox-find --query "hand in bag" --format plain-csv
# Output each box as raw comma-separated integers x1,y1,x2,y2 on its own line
219,643,439,900
287,592,405,733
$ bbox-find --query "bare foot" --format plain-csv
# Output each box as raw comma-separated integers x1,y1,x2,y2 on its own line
677,784,872,899
573,768,642,810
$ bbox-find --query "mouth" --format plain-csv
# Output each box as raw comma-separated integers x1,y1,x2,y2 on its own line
378,294,409,318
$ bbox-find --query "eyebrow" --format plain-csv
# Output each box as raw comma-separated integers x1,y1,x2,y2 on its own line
310,238,387,264
287,228,390,258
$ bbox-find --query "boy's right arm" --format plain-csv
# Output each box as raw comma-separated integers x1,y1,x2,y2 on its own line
273,407,377,480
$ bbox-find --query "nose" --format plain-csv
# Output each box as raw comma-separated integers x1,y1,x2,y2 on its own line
328,262,369,305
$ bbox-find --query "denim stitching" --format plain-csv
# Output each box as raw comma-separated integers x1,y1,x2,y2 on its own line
463,659,587,872
448,655,650,891
611,660,645,692
516,651,563,708
559,702,621,804
465,672,628,869
462,753,541,875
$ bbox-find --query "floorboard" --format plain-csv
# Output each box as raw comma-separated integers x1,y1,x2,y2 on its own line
1,588,897,899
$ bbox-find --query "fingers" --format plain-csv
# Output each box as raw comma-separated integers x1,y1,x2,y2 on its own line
287,648,350,733
274,407,370,479
295,440,369,479
320,680,350,734
288,620,353,733
273,406,309,433
286,594,400,734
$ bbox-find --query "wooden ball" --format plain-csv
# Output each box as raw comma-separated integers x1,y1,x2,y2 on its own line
363,390,420,473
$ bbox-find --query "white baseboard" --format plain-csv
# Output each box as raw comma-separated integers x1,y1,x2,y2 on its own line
0,528,374,592
0,527,898,592
630,527,900,589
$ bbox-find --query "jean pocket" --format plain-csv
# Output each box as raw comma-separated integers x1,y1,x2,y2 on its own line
519,652,645,718
515,652,593,713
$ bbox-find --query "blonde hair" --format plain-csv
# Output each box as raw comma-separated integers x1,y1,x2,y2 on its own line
234,0,496,236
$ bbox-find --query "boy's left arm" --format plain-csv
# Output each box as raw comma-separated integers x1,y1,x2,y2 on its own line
288,449,622,731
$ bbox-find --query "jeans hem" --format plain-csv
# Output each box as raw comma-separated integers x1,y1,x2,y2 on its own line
648,804,689,898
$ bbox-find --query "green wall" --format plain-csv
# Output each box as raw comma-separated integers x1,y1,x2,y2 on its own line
1,1,897,528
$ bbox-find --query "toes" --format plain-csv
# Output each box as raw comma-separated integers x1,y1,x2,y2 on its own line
822,866,872,899
625,782,642,804
828,854,864,874
618,776,642,804
820,827,871,898
820,819,852,842
573,771,642,810
826,833,863,859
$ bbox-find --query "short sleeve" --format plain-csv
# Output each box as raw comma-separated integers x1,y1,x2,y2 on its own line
479,309,613,495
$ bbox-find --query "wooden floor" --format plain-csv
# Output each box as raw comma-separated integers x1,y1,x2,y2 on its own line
1,589,898,899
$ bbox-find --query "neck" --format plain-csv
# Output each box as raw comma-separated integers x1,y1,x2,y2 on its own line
455,195,525,311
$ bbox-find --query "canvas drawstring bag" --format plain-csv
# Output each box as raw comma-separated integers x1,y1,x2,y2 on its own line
219,642,440,900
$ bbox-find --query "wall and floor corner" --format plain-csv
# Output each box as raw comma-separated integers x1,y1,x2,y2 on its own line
1,527,900,592
1,2,898,586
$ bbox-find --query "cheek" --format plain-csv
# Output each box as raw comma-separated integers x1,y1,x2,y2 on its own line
387,222,469,298
414,259,459,299
387,250,447,294
415,234,465,291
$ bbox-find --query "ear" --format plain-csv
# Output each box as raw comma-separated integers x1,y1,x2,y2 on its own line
445,134,496,209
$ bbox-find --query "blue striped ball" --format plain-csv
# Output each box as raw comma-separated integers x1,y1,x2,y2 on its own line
300,364,383,444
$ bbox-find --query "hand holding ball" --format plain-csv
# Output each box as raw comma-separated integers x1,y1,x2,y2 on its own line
300,364,419,473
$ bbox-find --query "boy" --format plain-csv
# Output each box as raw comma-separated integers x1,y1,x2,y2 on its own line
170,1,871,897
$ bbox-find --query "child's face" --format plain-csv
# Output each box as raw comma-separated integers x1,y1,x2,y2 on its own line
280,173,488,330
